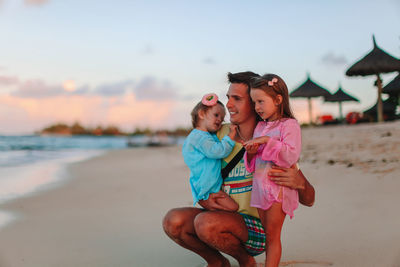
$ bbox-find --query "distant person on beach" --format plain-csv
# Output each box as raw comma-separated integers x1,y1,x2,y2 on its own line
182,93,239,211
163,71,315,267
243,74,301,267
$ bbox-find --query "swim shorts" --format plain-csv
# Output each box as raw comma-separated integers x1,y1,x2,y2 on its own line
240,213,266,256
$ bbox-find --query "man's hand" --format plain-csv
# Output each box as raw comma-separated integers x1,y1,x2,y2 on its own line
269,165,315,206
268,165,305,190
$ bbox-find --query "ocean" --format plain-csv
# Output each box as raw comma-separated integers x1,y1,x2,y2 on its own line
0,135,133,228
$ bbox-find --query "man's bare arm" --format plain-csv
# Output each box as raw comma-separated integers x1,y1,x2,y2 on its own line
295,169,315,207
268,165,315,207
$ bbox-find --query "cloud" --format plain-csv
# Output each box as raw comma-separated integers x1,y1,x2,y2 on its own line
141,44,154,55
24,0,50,6
73,85,90,95
0,75,19,86
10,79,134,98
320,52,348,66
133,76,179,101
93,80,134,96
203,57,216,65
0,92,189,134
0,75,192,133
12,79,65,98
9,76,184,100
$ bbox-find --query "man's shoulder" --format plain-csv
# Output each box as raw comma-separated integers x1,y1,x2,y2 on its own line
217,124,231,140
217,124,244,163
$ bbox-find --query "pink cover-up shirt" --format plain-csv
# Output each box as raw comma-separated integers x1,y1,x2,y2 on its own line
244,118,301,218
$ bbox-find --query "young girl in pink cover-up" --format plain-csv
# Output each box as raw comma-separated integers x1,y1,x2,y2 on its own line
243,74,301,267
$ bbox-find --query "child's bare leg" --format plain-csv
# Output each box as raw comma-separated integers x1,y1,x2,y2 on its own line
214,190,239,211
258,202,286,267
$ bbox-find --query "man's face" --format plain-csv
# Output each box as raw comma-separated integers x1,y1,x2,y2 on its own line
226,83,255,125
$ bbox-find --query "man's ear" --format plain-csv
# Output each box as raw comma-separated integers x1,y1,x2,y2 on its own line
275,95,283,106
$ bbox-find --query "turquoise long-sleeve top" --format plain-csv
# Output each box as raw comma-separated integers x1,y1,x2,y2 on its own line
182,129,235,205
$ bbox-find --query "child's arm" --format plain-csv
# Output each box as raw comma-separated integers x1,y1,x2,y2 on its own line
243,135,271,172
243,136,270,147
243,144,258,173
198,191,239,211
197,126,237,159
260,119,301,168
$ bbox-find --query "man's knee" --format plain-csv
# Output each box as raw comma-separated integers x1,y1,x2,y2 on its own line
162,208,187,238
194,212,222,241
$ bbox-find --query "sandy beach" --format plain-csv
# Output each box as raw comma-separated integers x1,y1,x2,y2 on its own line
0,121,399,267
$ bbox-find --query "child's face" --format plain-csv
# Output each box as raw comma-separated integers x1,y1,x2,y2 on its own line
200,104,226,133
250,89,281,121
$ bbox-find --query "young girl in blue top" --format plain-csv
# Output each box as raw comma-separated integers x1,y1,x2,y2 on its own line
182,93,239,211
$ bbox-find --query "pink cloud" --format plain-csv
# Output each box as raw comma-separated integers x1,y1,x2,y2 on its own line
24,0,49,6
0,92,189,134
12,79,64,98
0,75,19,86
133,76,179,100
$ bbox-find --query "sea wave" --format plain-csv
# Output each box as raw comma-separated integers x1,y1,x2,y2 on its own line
0,135,128,167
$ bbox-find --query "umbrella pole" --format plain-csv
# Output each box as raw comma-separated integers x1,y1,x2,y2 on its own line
338,101,343,122
376,74,383,122
308,97,313,124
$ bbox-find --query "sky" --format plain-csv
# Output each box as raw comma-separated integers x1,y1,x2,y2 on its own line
0,0,399,134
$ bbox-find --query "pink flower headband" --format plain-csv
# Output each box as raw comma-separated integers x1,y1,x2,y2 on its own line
268,78,278,86
201,93,219,106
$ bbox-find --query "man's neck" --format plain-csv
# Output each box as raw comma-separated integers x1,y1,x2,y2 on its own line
237,118,257,141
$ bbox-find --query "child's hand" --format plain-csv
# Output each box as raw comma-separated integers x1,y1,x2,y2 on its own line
244,141,259,154
228,124,238,140
244,136,270,146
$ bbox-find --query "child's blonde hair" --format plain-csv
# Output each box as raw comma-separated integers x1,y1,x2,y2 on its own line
190,100,224,128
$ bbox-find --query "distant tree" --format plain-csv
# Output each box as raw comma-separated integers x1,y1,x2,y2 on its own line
171,127,191,136
103,126,121,135
132,127,152,136
92,126,103,136
70,122,87,135
41,123,71,135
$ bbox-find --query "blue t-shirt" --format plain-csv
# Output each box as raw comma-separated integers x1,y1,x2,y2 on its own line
182,129,235,205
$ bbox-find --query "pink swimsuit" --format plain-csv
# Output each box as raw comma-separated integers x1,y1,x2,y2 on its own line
244,118,301,218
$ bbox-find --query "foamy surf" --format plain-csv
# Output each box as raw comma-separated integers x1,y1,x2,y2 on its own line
0,150,104,230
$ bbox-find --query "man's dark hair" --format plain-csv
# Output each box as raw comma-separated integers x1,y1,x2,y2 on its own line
227,71,261,121
227,71,260,92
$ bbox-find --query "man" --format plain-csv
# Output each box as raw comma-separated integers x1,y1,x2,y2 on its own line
163,71,315,267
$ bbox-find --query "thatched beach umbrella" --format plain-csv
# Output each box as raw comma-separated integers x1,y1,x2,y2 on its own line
383,73,400,99
290,74,331,124
363,98,398,121
324,85,359,121
346,36,400,122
